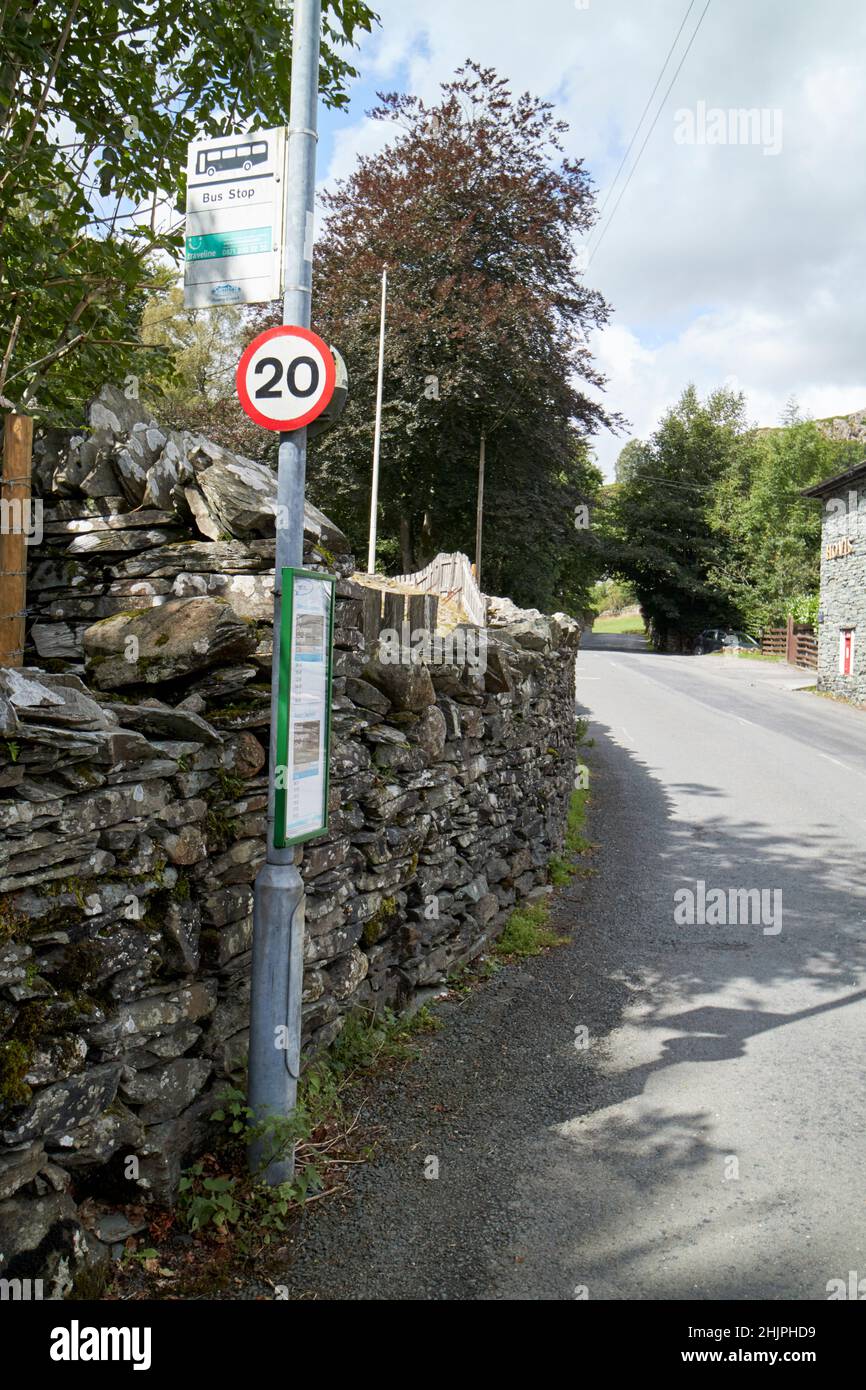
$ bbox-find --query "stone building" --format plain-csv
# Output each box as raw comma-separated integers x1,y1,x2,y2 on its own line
803,459,866,702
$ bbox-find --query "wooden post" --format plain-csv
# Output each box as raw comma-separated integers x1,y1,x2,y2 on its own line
361,586,383,647
0,412,33,667
383,591,404,634
785,612,795,666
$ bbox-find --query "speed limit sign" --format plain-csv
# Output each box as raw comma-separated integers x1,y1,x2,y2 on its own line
236,325,336,431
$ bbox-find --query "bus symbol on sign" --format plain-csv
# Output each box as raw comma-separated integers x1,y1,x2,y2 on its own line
196,140,269,178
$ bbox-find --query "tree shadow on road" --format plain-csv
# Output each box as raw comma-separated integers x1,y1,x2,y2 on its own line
522,706,866,1298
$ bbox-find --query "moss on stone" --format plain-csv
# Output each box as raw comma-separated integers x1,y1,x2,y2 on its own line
0,1038,34,1108
0,895,29,943
362,894,398,946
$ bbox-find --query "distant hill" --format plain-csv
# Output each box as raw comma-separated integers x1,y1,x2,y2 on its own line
754,407,866,446
813,408,866,445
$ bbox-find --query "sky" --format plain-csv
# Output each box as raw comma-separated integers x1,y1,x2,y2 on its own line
313,0,866,478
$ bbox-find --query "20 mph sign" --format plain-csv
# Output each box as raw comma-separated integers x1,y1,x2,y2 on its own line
237,325,336,431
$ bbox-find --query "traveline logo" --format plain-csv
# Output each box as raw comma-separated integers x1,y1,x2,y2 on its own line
49,1320,152,1371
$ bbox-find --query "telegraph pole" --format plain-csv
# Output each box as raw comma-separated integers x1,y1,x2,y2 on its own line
247,0,322,1184
475,430,486,586
367,264,387,573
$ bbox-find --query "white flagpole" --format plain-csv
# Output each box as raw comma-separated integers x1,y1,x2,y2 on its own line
367,264,387,573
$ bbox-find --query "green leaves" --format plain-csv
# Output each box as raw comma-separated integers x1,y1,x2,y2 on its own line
0,0,377,417
610,388,863,645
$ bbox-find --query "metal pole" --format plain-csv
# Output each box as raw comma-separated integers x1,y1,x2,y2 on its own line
248,0,322,1184
475,430,485,586
366,264,387,573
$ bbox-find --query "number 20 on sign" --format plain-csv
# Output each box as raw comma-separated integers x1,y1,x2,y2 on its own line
236,325,336,431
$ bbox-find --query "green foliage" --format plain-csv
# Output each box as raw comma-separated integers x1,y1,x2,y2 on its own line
177,1000,442,1257
565,785,591,857
139,276,274,456
0,1038,33,1107
707,417,857,630
495,902,567,957
0,0,376,418
605,388,860,645
787,591,819,626
178,1086,322,1251
547,854,575,886
589,577,635,616
610,385,747,648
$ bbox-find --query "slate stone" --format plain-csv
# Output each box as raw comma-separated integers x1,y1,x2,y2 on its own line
83,597,257,688
1,1063,123,1146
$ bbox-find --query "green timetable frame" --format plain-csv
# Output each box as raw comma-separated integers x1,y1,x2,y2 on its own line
274,567,335,848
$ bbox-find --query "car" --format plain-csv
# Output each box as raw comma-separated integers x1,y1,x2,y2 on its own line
693,628,726,654
693,628,760,654
692,628,756,653
721,631,760,651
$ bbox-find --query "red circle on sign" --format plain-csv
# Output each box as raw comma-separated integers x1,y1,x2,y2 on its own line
236,324,336,431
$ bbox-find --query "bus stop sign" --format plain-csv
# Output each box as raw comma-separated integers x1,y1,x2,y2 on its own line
183,126,286,308
236,325,336,432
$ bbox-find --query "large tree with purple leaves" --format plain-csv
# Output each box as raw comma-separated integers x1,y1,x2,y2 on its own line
305,62,619,611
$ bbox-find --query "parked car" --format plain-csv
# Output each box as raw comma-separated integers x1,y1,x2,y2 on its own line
693,628,726,654
721,631,760,651
693,628,760,654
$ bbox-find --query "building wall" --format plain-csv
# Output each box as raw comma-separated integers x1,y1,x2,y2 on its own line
816,480,866,701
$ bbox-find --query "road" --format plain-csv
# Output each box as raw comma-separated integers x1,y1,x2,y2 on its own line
277,634,866,1301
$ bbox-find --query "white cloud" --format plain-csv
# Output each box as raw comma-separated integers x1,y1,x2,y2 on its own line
321,0,866,476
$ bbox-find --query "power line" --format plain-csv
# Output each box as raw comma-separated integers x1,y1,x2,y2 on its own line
587,0,697,250
588,0,712,268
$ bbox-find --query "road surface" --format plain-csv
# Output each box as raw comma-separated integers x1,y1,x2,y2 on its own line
277,634,866,1300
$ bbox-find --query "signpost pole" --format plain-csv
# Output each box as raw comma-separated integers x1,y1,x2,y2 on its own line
247,0,322,1183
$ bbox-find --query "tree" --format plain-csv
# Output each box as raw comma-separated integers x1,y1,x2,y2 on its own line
708,414,861,629
294,62,618,610
137,273,272,458
0,0,376,419
612,385,747,648
614,438,648,484
609,387,864,646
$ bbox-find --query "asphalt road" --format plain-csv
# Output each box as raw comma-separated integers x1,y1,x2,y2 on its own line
277,634,866,1301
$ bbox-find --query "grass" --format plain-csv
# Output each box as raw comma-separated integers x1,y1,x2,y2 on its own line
494,901,568,958
565,785,592,857
592,613,645,634
709,648,782,663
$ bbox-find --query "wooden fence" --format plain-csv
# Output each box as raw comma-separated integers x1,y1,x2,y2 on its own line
761,616,818,670
393,552,487,628
357,587,440,647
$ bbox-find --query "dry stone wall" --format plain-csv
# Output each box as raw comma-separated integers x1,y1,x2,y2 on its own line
0,387,580,1291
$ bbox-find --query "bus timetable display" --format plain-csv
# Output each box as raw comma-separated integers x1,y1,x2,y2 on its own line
274,569,335,848
183,126,286,308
